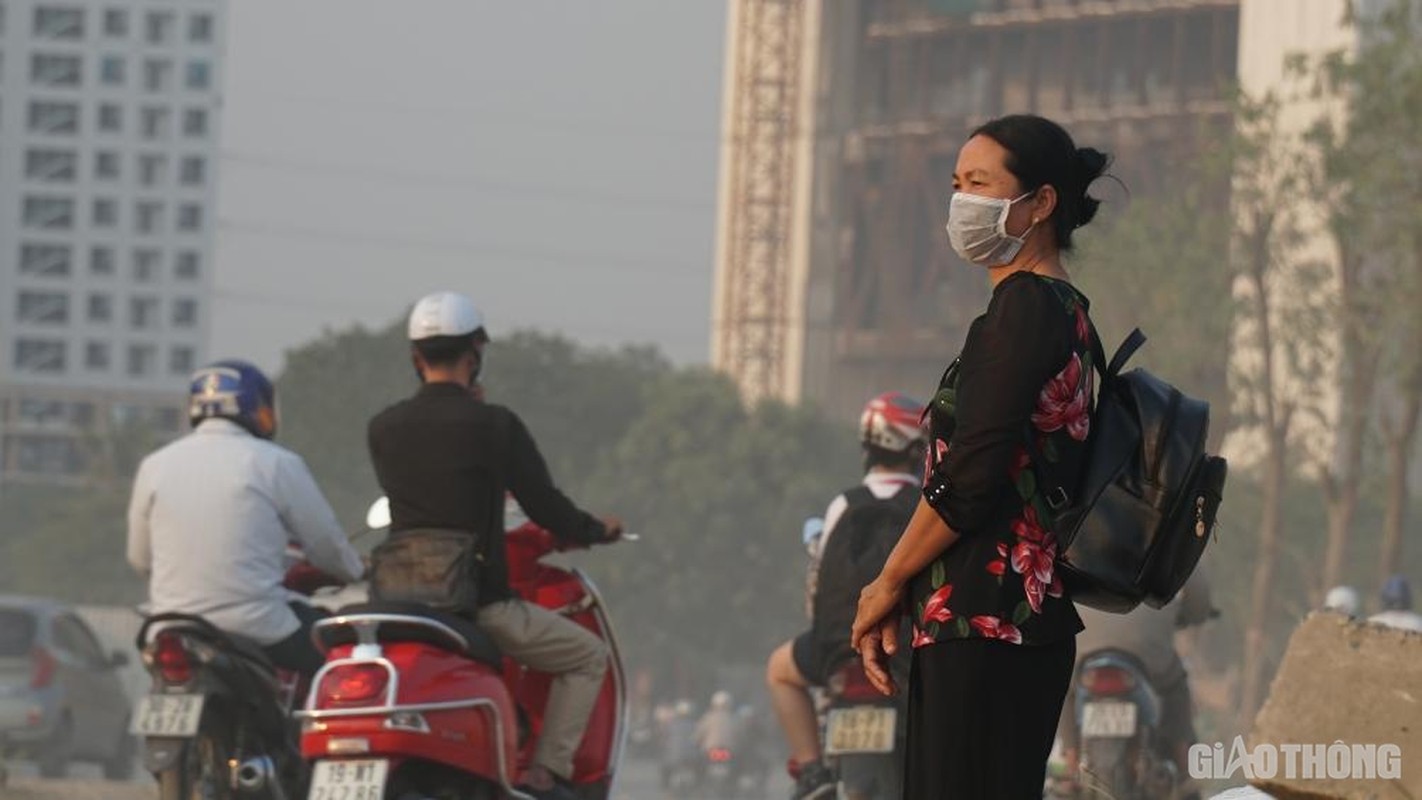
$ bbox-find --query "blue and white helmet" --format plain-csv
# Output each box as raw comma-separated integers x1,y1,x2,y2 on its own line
188,359,277,439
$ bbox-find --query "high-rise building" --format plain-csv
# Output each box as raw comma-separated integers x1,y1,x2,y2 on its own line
0,0,224,482
714,0,1240,420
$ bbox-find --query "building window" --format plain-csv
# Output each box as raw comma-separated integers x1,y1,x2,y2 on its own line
95,150,121,180
100,55,125,85
25,149,78,181
170,346,195,374
92,197,118,228
139,154,166,187
27,101,79,135
179,156,205,186
140,106,169,139
33,6,84,40
133,249,161,281
23,196,74,230
17,291,69,324
143,59,171,92
177,204,203,232
145,11,172,44
175,251,201,280
15,340,67,374
135,201,162,234
182,108,208,137
127,344,156,377
31,53,82,87
90,247,115,276
185,61,211,90
172,298,198,328
20,244,72,277
189,13,213,43
87,293,113,322
98,103,122,132
86,342,111,370
130,296,159,330
103,9,127,37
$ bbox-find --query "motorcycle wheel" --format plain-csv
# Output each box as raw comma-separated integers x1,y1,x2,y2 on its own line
1079,738,1141,800
156,716,232,800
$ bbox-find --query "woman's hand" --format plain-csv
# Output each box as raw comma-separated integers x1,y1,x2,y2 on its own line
850,575,907,696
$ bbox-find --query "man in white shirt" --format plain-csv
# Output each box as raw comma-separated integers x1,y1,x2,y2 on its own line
127,360,365,677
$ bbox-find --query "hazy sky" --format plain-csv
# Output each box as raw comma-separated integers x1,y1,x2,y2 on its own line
211,1,726,374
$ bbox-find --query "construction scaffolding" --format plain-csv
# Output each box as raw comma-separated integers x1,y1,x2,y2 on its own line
711,0,807,404
713,0,1240,420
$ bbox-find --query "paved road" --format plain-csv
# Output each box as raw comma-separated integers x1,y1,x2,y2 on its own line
0,757,788,800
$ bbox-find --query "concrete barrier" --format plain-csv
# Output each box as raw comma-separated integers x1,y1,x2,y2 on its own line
1247,612,1421,800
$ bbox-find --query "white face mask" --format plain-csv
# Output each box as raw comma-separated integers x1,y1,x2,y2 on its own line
945,191,1037,267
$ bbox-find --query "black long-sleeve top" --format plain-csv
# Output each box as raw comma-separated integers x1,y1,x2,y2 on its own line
367,382,607,605
911,273,1091,647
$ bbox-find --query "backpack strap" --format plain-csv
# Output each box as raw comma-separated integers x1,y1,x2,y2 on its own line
844,485,876,510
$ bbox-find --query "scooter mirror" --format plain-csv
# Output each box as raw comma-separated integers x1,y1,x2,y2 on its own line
365,497,392,531
802,517,824,551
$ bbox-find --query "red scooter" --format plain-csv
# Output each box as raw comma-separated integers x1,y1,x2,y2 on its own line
297,503,627,800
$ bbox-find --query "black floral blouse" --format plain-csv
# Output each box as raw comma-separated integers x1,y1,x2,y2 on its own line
910,272,1092,648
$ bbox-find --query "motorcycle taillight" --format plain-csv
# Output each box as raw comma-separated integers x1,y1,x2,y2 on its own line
154,631,194,685
1081,664,1136,695
30,646,57,689
317,664,390,708
709,748,732,763
833,663,882,702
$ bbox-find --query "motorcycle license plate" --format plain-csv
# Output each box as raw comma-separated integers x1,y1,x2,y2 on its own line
130,694,205,737
308,759,388,800
1081,701,1137,738
824,706,896,754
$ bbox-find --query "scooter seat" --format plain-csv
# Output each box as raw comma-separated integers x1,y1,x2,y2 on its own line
319,602,502,668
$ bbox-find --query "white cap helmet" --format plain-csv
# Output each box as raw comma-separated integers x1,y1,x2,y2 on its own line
1323,585,1361,617
407,291,487,342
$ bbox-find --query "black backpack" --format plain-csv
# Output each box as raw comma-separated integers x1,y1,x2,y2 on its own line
1031,329,1229,613
813,484,918,659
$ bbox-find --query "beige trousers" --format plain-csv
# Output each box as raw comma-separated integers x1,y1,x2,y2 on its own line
476,598,608,779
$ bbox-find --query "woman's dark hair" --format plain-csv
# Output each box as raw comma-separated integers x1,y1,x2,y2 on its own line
971,114,1111,252
413,333,480,368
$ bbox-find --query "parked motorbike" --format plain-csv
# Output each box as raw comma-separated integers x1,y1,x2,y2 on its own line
821,659,903,800
297,500,628,800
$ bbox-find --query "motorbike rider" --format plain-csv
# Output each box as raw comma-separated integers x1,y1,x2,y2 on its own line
695,690,740,753
126,360,366,678
1057,565,1214,798
765,392,926,800
1369,575,1422,633
367,291,622,800
1323,585,1362,618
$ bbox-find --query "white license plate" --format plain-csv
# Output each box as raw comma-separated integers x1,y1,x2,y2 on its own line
308,759,389,800
1081,701,1137,738
131,694,205,737
824,706,896,755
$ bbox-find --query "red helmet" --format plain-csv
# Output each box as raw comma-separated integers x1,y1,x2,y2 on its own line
859,392,927,453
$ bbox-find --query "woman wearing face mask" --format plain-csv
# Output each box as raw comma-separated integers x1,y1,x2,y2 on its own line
849,114,1109,799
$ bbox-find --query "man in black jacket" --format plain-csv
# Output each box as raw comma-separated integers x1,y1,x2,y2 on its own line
368,291,621,800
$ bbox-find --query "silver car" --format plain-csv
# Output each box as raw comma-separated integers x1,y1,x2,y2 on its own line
0,596,135,779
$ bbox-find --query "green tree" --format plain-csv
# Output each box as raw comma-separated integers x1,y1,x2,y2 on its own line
1304,0,1422,584
1075,138,1236,446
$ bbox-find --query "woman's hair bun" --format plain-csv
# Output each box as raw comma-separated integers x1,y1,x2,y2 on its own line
1073,147,1111,229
